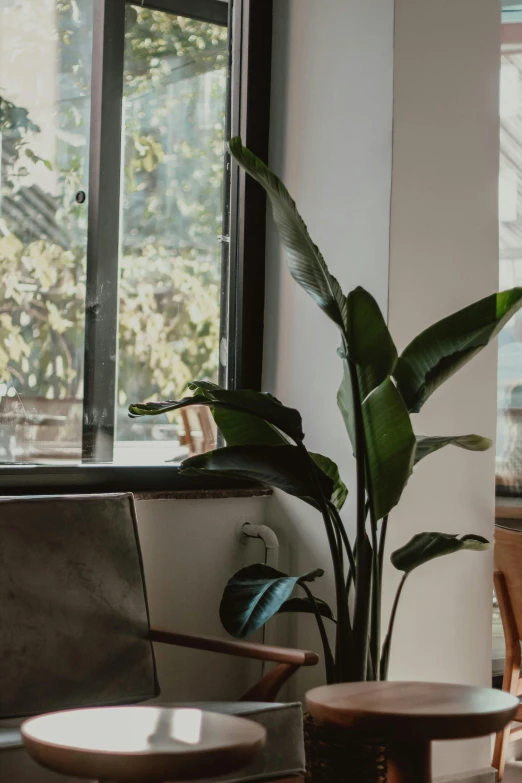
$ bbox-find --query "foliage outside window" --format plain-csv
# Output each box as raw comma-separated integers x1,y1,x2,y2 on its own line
0,0,228,466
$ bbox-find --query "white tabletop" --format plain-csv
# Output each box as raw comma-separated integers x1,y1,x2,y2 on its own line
22,706,266,782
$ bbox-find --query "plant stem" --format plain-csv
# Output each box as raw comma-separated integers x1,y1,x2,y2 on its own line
346,503,370,595
378,515,389,583
371,516,389,678
333,519,343,668
328,503,354,669
346,542,356,598
297,440,352,681
319,492,353,681
369,508,380,680
334,516,344,574
366,643,376,680
300,582,336,683
348,355,370,681
328,502,356,583
380,572,409,680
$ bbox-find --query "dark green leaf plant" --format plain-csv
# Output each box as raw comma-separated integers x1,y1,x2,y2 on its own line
129,137,522,683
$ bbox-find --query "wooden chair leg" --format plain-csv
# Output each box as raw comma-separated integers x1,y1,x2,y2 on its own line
494,724,512,782
493,572,522,780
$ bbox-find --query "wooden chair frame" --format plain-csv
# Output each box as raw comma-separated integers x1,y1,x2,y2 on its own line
493,570,522,779
147,627,319,702
1,629,315,783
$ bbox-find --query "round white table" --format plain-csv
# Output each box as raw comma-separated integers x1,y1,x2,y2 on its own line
21,705,266,782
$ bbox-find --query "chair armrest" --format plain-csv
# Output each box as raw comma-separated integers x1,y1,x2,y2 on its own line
148,628,319,666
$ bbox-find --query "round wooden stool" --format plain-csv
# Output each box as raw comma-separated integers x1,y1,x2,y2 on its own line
306,682,519,783
21,705,266,783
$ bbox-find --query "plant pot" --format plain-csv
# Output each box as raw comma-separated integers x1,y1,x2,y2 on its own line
304,712,388,783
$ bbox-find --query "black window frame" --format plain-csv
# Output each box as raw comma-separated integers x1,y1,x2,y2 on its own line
0,0,272,494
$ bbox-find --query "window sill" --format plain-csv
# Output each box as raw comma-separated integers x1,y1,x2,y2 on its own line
0,464,270,498
134,487,272,501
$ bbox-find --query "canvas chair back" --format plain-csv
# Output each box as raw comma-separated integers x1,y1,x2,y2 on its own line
0,493,158,719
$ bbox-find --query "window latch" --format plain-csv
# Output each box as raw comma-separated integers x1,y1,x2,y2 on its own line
218,235,230,244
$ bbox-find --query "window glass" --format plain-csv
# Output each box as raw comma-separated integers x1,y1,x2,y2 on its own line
116,6,226,464
0,0,92,464
497,22,522,495
0,1,226,466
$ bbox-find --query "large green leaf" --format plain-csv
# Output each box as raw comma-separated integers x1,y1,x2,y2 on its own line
337,355,356,455
345,287,397,400
394,288,522,412
129,387,304,443
229,137,348,332
186,387,346,507
186,380,220,394
310,452,348,511
362,378,416,521
220,564,324,637
414,434,492,465
188,381,289,447
128,395,211,417
277,596,336,622
180,444,335,507
391,531,491,573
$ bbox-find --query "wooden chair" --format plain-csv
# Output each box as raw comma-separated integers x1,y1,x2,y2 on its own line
179,406,217,456
0,493,317,783
493,522,522,779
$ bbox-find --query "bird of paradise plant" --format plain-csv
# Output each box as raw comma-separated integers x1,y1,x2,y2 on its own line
129,137,522,683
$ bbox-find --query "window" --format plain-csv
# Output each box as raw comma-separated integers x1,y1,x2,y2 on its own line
497,9,522,497
0,0,271,491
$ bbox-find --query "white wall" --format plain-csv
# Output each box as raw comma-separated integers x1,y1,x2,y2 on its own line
387,0,501,775
264,0,501,778
136,496,269,702
263,0,395,696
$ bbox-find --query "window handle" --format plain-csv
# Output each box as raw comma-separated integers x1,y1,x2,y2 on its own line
218,234,230,244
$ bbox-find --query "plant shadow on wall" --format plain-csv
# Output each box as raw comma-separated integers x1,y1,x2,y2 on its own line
129,137,522,685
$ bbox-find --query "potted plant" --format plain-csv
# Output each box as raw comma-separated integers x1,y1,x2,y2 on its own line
130,138,522,782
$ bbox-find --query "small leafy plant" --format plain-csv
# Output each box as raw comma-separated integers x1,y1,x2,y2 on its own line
129,138,522,683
